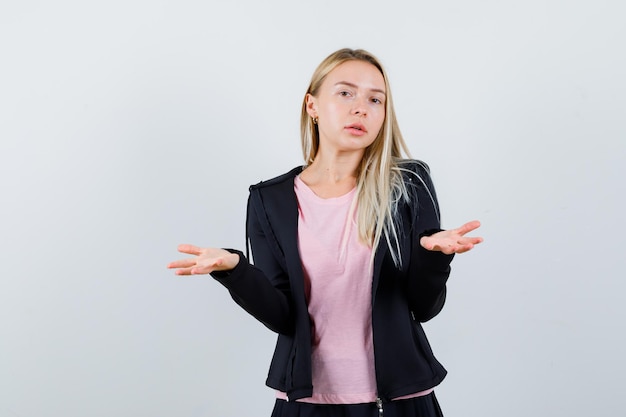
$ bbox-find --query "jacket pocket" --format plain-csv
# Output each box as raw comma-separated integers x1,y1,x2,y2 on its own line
409,314,437,374
285,340,298,390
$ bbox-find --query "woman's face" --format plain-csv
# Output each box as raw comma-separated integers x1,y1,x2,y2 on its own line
307,60,386,156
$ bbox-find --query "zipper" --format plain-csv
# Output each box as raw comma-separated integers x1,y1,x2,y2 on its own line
376,397,384,417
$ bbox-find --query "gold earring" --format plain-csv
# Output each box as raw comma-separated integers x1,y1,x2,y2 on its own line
313,117,318,124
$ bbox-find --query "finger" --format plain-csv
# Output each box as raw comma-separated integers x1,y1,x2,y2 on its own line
457,236,484,246
177,244,204,256
455,220,481,236
190,257,225,275
174,267,195,276
454,243,474,254
419,236,436,251
167,259,196,269
432,242,456,254
439,245,456,255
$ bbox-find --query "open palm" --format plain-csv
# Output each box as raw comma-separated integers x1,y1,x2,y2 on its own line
167,244,240,275
420,220,483,255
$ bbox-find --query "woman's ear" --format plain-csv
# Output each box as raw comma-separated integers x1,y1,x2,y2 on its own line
305,93,317,119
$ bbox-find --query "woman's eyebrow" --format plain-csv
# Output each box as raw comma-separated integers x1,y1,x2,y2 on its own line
334,81,386,96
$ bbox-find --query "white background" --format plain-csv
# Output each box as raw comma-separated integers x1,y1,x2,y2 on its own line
1,1,624,416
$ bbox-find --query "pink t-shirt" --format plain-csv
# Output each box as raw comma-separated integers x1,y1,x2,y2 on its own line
277,176,433,404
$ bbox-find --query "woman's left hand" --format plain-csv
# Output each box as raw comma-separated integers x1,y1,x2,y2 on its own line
420,220,483,255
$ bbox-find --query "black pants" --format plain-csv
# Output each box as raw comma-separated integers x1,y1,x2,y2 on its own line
270,392,444,417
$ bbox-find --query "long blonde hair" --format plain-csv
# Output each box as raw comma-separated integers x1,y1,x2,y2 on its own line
300,48,413,266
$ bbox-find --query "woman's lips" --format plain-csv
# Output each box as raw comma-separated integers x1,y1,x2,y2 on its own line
345,123,367,135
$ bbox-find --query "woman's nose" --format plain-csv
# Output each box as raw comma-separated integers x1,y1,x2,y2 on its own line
351,97,367,116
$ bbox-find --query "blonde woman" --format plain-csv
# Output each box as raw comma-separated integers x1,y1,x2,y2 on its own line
168,48,483,417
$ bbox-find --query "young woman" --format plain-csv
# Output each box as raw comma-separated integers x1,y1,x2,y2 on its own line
168,48,483,417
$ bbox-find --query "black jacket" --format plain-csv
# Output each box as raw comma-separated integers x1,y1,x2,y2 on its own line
212,159,454,402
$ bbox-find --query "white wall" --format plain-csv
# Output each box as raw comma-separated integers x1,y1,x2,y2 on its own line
1,1,624,416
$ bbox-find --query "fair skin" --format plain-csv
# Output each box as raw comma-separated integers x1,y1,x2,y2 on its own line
168,60,482,276
301,60,386,198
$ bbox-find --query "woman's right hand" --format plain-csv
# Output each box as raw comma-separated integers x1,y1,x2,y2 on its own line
167,244,240,275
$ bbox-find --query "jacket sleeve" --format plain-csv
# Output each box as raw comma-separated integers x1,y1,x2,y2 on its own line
404,161,455,322
211,195,295,335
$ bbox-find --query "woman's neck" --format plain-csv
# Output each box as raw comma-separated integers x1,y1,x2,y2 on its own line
300,150,362,198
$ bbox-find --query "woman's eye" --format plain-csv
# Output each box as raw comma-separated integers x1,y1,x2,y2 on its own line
371,97,383,104
339,91,351,97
